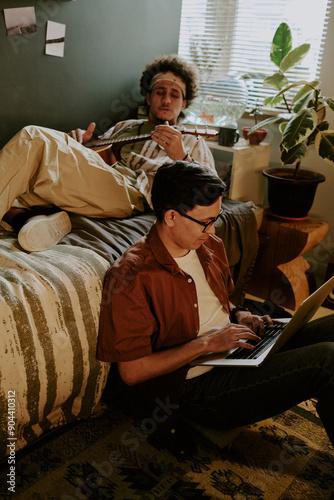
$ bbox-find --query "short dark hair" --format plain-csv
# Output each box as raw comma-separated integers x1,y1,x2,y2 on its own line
140,54,199,108
151,161,226,221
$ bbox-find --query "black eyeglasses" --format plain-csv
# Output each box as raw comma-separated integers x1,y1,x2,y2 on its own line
175,208,223,233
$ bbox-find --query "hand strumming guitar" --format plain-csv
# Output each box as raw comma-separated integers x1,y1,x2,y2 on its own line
150,121,190,161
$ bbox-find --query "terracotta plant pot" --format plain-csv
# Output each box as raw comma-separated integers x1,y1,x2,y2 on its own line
263,168,326,219
242,127,267,145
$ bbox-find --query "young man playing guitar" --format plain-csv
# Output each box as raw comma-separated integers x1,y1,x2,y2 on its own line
0,55,216,252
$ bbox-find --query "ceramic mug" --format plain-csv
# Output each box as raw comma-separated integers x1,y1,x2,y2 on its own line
218,127,239,147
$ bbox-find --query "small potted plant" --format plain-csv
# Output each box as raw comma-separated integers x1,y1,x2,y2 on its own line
242,106,267,145
248,22,334,218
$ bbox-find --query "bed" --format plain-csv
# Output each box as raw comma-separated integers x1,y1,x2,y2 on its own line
0,200,258,460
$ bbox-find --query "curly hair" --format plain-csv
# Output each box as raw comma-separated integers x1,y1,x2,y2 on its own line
139,54,199,108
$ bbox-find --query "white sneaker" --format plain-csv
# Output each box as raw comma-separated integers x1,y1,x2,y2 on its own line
18,211,72,252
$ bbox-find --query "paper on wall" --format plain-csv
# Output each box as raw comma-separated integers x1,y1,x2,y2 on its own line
45,20,66,58
3,7,37,36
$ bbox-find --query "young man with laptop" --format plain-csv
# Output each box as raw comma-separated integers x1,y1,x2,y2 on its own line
97,161,334,454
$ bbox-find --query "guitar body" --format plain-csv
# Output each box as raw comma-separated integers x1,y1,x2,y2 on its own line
90,145,116,166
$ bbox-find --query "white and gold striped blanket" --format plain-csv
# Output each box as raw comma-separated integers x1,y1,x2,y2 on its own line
0,237,110,459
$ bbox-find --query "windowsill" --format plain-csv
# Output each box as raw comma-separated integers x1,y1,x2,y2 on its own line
208,139,271,150
242,110,288,123
182,110,286,131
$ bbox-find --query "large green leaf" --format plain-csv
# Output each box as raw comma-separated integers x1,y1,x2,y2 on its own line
317,120,330,131
292,80,319,104
263,95,284,107
280,44,310,73
281,109,317,150
307,122,329,145
315,130,334,164
263,73,288,90
270,23,292,67
274,80,310,98
280,142,308,165
293,92,313,113
324,97,334,112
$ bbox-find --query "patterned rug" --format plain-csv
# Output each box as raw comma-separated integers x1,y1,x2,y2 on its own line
1,393,333,500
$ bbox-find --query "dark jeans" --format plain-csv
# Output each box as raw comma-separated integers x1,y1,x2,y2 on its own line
180,314,334,446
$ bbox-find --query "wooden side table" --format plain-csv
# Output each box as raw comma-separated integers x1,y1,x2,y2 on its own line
247,212,329,310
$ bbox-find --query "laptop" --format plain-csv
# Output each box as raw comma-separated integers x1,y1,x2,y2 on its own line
192,275,334,368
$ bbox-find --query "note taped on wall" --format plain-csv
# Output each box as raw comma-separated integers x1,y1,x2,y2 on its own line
45,21,66,58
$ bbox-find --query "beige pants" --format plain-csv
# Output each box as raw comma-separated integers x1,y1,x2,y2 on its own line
0,126,145,220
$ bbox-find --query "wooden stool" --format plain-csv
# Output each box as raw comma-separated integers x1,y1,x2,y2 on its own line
248,212,329,310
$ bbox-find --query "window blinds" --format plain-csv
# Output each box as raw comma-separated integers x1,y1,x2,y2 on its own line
178,0,332,112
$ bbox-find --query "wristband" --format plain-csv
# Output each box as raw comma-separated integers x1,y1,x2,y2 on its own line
182,152,189,161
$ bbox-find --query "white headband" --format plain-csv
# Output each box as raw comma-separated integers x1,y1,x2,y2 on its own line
149,71,186,98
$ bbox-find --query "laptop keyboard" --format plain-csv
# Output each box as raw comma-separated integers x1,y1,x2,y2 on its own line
226,323,286,360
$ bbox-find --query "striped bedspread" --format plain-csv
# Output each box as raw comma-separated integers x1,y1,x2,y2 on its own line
0,236,110,459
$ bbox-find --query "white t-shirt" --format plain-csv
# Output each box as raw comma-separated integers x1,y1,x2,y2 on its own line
174,250,230,379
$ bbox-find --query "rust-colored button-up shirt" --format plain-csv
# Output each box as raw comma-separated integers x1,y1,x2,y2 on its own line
97,223,234,363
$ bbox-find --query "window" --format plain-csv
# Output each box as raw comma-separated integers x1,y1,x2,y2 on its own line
178,0,333,114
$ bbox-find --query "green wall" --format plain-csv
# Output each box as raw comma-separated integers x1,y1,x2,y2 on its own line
0,0,182,148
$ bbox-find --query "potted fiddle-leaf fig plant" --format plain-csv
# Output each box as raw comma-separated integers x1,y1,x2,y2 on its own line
249,22,334,218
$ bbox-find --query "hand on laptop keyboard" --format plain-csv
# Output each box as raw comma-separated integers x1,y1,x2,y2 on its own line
233,310,275,337
203,323,262,355
226,323,286,360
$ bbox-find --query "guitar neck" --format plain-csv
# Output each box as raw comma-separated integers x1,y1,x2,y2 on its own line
84,127,217,149
84,133,152,149
84,127,218,162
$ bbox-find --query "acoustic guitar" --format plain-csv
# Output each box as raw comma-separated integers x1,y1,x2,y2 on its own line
84,127,218,165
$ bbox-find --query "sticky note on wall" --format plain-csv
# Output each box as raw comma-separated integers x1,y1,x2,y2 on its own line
45,20,66,58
